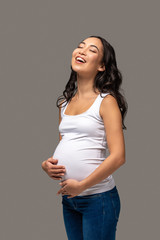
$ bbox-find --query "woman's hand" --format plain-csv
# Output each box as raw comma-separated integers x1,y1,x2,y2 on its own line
41,157,66,180
57,179,84,198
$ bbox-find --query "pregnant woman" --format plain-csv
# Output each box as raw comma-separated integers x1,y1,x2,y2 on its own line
42,35,128,240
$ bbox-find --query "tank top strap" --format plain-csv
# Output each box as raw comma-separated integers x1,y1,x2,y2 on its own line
88,92,111,121
60,99,68,118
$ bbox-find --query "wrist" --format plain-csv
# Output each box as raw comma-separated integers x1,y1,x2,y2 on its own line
79,179,88,192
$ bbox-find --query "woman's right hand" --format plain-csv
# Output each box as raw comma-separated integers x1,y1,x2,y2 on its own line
41,157,66,180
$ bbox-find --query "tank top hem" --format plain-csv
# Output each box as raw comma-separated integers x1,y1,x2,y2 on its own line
77,181,116,196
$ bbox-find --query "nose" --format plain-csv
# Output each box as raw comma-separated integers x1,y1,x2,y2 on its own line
78,47,87,55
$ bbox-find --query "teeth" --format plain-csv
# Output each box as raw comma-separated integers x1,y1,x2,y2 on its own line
76,57,85,63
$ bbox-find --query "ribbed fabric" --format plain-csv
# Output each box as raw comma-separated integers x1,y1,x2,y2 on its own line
52,93,115,196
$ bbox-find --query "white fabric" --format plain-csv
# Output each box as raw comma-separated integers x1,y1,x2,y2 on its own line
52,92,116,196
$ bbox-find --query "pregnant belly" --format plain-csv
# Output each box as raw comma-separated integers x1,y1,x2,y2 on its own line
52,139,103,181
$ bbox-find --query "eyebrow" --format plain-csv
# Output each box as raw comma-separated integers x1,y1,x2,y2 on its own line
78,41,99,52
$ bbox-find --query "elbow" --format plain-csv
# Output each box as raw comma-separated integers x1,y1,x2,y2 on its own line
112,153,126,166
118,153,126,165
120,158,126,165
116,158,125,167
120,153,126,165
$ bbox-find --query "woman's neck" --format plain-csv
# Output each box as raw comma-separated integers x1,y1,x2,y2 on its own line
75,74,99,98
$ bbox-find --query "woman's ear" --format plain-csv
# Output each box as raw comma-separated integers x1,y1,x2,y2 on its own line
98,63,105,72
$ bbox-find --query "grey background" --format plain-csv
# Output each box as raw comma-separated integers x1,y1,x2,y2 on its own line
1,0,159,239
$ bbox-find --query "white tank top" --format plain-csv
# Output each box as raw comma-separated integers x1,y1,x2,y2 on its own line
52,92,116,196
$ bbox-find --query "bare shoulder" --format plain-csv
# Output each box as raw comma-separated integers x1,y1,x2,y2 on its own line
100,94,121,120
59,99,66,118
58,99,66,114
59,98,66,107
59,99,66,141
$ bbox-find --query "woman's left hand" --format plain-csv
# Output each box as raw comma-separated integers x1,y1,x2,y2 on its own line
57,179,84,198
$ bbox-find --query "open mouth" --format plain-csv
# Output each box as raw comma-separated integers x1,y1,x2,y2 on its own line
75,56,86,63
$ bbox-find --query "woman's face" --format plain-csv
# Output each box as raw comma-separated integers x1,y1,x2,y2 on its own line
71,37,105,77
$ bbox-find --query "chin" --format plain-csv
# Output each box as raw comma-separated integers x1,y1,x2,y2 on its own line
72,65,83,73
72,63,89,74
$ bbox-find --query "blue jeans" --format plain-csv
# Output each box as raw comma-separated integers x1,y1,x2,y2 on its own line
62,186,121,240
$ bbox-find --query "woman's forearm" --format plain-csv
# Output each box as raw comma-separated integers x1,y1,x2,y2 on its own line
80,154,125,192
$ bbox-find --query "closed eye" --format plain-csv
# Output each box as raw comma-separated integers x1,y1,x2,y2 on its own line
77,46,97,53
90,49,97,53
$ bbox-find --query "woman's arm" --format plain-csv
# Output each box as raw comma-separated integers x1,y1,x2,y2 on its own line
80,94,126,190
59,101,62,141
41,100,66,179
57,95,126,197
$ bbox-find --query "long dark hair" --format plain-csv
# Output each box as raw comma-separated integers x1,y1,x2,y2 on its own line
56,35,128,130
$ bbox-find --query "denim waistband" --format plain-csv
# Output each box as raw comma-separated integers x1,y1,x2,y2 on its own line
62,186,118,200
